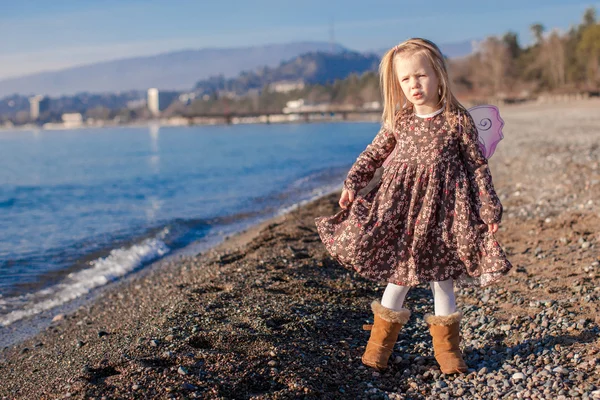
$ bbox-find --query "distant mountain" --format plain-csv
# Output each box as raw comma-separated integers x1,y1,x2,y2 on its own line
372,40,476,59
194,51,381,95
0,42,347,97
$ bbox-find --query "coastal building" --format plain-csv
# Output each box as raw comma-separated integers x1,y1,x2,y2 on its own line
282,99,332,114
217,90,239,100
362,101,381,110
270,81,305,93
178,92,197,105
147,88,180,116
29,95,50,120
283,99,305,112
61,113,83,128
148,88,160,116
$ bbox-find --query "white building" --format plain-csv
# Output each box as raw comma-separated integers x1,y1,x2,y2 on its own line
148,88,160,116
362,101,381,110
29,95,50,120
147,88,180,116
285,99,305,110
270,81,305,93
178,92,197,105
282,99,331,114
61,113,83,128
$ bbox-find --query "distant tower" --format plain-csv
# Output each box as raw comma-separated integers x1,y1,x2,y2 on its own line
147,88,160,116
29,95,50,120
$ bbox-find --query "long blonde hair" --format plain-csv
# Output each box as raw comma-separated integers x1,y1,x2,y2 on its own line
380,38,467,129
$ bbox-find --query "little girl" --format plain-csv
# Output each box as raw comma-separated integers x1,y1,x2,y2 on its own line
315,38,512,374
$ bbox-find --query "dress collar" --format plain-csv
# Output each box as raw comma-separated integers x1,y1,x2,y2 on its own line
414,107,444,119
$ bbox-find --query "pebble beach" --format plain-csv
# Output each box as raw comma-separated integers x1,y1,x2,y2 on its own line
1,100,599,399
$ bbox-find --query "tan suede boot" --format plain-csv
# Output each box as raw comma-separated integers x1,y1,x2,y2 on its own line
361,300,411,370
425,311,468,374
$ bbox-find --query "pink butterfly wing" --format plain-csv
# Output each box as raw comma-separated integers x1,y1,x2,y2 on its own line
467,105,505,159
382,105,504,166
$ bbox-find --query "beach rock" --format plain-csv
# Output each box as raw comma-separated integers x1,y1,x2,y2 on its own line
512,372,525,381
97,330,109,338
177,366,188,375
435,380,447,389
52,314,65,322
181,383,197,391
553,366,569,375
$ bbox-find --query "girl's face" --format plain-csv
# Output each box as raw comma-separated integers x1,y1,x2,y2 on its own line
395,52,441,113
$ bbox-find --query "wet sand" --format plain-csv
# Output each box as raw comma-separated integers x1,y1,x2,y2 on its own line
1,100,599,399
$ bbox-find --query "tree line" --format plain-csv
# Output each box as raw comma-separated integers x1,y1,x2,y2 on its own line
450,7,599,98
182,7,599,115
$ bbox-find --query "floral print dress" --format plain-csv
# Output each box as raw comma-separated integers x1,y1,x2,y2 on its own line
315,108,512,288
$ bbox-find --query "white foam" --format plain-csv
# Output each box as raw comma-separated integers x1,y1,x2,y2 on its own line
0,230,170,326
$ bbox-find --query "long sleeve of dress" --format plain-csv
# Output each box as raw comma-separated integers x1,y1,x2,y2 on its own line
344,126,396,193
458,113,503,225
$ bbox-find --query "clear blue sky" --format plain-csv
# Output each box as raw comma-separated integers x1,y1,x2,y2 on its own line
0,0,597,79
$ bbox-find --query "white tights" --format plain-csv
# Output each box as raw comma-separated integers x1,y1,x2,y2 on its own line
380,278,457,316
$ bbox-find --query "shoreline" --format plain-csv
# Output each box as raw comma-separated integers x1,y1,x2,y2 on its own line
1,103,599,399
0,115,382,133
2,97,599,133
1,188,598,398
0,182,343,350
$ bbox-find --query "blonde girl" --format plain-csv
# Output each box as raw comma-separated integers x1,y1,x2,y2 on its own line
315,38,511,374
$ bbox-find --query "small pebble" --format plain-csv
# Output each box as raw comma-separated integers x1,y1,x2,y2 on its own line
181,383,197,391
553,366,569,375
512,372,525,381
177,366,188,375
52,314,65,322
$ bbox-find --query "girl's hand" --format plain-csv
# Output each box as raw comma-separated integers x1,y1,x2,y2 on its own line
339,188,355,209
488,223,499,234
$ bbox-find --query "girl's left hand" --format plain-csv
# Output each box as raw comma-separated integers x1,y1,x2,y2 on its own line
488,223,499,234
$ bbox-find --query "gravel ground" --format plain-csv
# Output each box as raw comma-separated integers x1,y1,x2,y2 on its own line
0,100,599,400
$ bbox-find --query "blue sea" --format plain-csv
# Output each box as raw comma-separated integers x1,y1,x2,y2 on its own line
0,122,377,329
